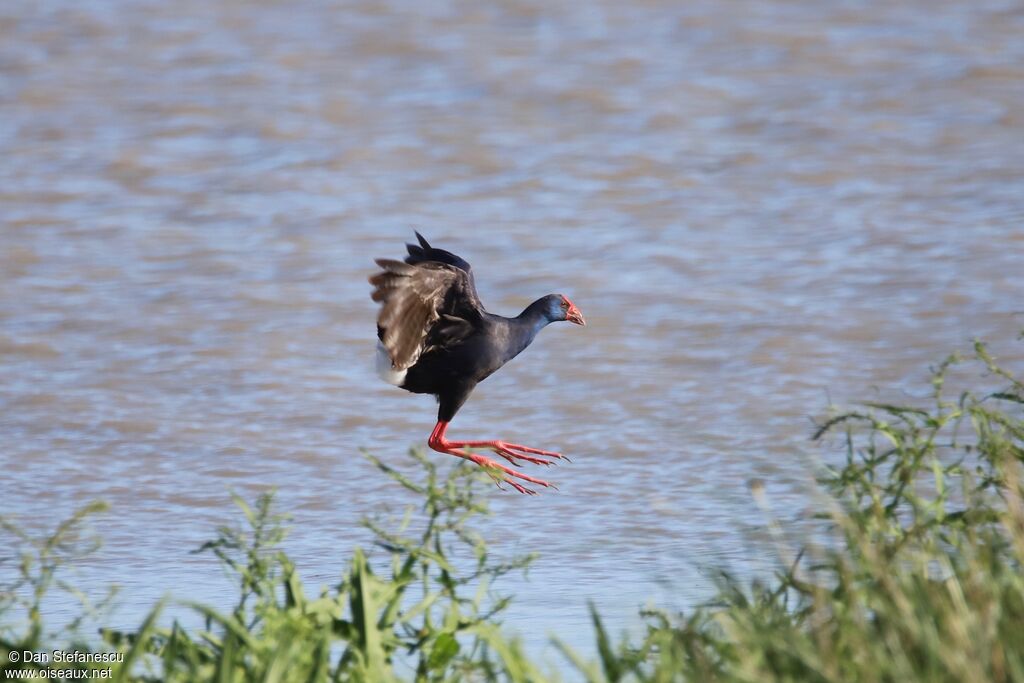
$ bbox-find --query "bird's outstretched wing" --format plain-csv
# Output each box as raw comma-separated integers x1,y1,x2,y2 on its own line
370,249,483,371
404,232,483,306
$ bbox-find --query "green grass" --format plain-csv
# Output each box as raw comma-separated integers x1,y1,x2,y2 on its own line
560,339,1024,683
2,337,1023,682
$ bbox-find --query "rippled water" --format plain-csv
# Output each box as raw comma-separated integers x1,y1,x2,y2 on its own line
3,0,1023,669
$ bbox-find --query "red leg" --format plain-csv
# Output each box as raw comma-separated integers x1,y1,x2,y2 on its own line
427,421,562,495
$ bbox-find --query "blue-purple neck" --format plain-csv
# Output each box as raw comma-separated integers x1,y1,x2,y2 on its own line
503,297,559,362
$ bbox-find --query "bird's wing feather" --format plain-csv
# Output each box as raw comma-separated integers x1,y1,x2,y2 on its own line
404,232,483,309
369,258,482,371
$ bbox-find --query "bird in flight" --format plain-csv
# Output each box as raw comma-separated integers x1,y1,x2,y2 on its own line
370,233,585,494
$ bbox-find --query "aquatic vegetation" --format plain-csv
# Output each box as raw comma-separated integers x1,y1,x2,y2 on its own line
558,339,1024,682
0,499,115,677
2,451,543,681
2,338,1023,681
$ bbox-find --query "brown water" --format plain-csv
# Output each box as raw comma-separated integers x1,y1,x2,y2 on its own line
2,0,1023,668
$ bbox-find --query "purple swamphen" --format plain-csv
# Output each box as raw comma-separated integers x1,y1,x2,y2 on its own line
370,233,585,494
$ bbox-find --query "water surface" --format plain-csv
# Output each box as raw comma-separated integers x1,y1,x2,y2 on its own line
2,0,1023,669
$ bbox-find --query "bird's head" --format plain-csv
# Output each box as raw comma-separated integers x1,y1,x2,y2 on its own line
555,294,586,326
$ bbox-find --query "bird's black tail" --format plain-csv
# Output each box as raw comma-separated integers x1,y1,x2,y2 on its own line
405,231,473,273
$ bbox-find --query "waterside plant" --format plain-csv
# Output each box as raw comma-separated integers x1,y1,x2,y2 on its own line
2,337,1023,682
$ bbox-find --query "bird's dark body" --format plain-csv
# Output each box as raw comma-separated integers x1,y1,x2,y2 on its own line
400,313,543,421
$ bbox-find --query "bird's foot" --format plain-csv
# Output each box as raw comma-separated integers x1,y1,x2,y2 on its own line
431,445,557,495
427,421,565,494
447,439,568,468
460,449,557,495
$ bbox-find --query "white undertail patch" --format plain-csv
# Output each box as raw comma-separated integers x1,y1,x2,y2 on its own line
376,341,407,386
